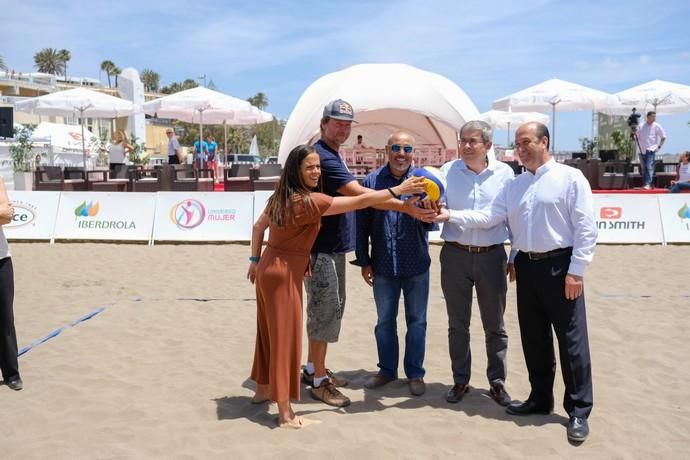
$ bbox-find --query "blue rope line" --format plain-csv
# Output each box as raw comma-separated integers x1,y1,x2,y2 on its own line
17,296,237,357
18,305,108,357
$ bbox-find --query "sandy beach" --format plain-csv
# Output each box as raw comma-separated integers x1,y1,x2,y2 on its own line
2,242,689,459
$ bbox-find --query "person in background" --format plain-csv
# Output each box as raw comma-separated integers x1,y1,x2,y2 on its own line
166,129,182,165
670,152,690,193
206,135,219,182
636,111,666,190
108,130,133,169
353,131,433,397
247,144,424,429
193,137,209,170
355,134,369,148
0,177,22,391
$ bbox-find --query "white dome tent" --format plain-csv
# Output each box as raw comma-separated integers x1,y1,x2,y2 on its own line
278,63,484,163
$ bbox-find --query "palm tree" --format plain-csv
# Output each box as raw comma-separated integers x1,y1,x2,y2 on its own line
0,55,7,72
247,92,269,110
58,49,71,80
34,48,65,75
160,78,198,94
140,69,160,92
112,66,122,88
100,60,116,87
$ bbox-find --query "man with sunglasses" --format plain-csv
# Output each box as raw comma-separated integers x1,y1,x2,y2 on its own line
302,99,436,408
353,131,433,396
436,120,515,407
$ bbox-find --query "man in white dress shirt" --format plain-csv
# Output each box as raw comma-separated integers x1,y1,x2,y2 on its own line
435,122,597,443
437,120,514,406
636,111,666,189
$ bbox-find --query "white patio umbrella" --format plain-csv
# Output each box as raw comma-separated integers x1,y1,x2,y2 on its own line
221,109,274,163
15,88,137,168
142,86,256,169
610,79,690,115
492,78,618,152
480,110,549,145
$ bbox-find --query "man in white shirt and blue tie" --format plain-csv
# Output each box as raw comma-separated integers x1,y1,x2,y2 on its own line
435,122,597,443
438,120,514,407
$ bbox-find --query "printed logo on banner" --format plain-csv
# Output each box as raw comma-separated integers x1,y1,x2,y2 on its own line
170,199,206,230
6,202,37,228
678,203,690,230
74,201,136,229
677,203,690,220
169,198,237,230
600,207,622,219
597,204,645,230
75,201,100,217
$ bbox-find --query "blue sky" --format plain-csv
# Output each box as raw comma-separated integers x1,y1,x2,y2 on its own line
5,0,690,152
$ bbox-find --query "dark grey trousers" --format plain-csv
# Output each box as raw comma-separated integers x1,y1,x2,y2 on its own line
440,243,508,386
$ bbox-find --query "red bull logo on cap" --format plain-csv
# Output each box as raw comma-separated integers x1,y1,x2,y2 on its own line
338,102,353,116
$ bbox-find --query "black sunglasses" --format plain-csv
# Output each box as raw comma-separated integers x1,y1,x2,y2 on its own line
391,144,413,154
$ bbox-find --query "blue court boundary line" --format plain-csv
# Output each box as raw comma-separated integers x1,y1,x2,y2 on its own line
18,304,112,357
16,297,233,357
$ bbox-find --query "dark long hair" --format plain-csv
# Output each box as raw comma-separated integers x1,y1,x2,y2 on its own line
265,144,321,226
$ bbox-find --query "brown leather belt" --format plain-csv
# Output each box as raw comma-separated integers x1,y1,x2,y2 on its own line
446,241,501,254
522,247,572,261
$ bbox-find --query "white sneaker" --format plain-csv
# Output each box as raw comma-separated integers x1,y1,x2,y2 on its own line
642,185,651,190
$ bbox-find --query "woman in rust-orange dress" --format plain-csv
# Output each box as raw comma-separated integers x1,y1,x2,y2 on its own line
246,144,424,429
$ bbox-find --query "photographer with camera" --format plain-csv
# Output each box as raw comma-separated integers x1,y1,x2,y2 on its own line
636,111,666,190
627,108,641,134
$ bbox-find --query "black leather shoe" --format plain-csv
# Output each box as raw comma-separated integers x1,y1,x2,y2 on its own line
6,377,23,391
567,416,589,442
489,383,511,406
506,399,553,415
446,384,469,403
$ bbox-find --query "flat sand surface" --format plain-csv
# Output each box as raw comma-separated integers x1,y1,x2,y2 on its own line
2,243,689,459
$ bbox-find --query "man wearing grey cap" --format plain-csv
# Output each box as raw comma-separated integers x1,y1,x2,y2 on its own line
302,99,435,407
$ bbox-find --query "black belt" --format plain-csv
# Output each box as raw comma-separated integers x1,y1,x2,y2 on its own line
521,247,572,261
447,242,501,254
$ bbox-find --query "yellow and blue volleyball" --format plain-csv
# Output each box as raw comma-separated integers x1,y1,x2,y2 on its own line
412,166,444,201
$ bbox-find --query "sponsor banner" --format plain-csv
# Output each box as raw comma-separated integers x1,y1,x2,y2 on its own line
153,192,254,241
659,195,690,243
54,192,156,241
253,191,273,218
593,194,663,243
5,191,61,240
253,190,273,239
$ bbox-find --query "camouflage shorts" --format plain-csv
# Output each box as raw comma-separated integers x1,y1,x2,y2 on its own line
305,252,346,343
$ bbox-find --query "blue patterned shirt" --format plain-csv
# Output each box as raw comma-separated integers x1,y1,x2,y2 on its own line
353,164,433,277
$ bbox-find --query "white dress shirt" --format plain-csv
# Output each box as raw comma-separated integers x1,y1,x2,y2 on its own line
441,158,514,246
168,136,181,156
637,121,666,152
452,159,597,276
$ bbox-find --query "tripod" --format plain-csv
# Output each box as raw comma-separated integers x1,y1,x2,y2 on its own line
630,129,643,157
